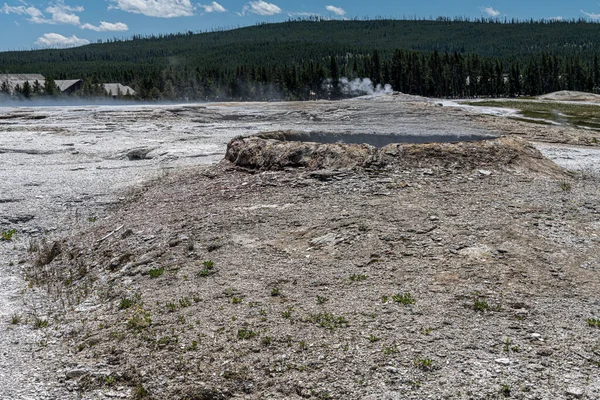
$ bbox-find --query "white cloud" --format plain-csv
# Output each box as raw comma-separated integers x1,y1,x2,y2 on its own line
242,0,281,16
480,6,500,17
201,1,226,13
109,0,195,18
1,4,44,20
81,21,129,31
2,1,83,25
35,32,89,48
45,1,83,25
548,16,563,21
581,10,600,19
325,5,345,17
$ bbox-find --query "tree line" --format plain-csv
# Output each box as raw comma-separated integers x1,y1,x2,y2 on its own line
3,49,600,101
4,18,600,101
113,50,600,101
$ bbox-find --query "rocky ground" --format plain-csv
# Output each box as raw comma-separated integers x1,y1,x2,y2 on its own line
1,94,600,399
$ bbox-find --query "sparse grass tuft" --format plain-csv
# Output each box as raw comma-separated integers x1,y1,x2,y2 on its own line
1,229,16,241
119,297,135,310
179,298,192,308
559,180,572,192
133,383,149,399
414,358,434,371
305,312,348,330
199,260,215,277
587,318,600,328
10,313,21,325
383,343,399,354
473,297,491,312
500,384,511,397
148,267,165,278
316,295,329,305
262,336,272,346
281,308,292,319
271,288,281,297
392,292,416,305
349,274,367,283
127,310,152,331
237,328,257,340
33,316,48,329
368,334,380,343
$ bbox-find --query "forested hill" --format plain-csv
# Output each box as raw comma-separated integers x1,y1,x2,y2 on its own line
2,18,600,100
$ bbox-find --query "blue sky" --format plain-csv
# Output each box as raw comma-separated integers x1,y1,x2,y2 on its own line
1,0,600,51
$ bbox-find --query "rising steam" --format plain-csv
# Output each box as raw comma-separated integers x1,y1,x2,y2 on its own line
323,77,393,97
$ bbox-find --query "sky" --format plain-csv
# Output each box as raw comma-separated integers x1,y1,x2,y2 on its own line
1,0,600,51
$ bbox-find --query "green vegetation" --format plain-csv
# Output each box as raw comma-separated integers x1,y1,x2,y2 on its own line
349,274,368,283
1,229,16,241
118,297,135,310
392,292,416,305
33,316,48,329
127,311,152,331
5,19,600,101
147,267,165,278
588,318,600,327
178,298,192,308
383,343,399,354
414,358,434,371
10,314,21,325
473,297,491,312
368,334,381,343
466,100,600,129
237,328,257,340
261,336,272,346
305,312,349,330
559,181,572,192
133,384,149,399
199,260,215,277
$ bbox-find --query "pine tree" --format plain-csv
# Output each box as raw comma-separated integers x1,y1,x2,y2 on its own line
44,77,59,96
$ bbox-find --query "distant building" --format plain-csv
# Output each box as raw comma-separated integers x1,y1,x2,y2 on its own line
55,79,84,94
1,74,134,97
104,83,136,97
0,74,45,93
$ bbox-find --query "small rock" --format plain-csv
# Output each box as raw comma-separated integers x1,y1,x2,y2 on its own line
531,333,543,340
309,232,345,247
384,366,399,374
65,368,90,379
537,348,553,356
495,358,511,366
121,229,134,239
566,387,585,398
478,169,492,176
124,147,154,161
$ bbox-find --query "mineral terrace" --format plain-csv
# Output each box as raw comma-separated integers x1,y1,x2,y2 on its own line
1,94,599,399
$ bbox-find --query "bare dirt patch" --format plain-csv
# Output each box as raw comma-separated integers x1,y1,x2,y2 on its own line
26,135,600,399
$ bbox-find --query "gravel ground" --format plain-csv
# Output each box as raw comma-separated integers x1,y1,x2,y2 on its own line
1,94,600,399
